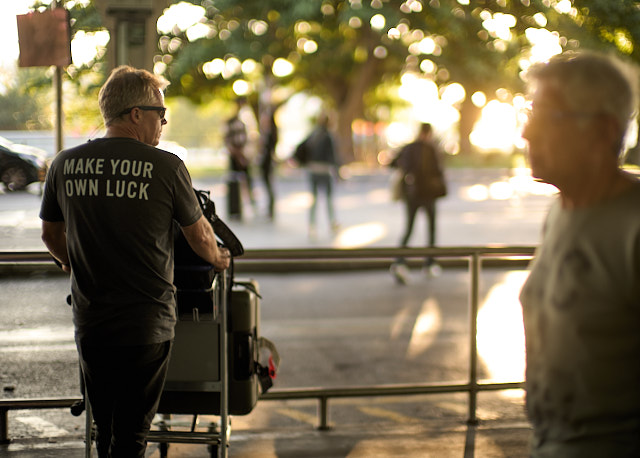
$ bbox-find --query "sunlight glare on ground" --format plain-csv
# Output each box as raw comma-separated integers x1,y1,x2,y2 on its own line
406,297,442,359
463,173,557,203
334,223,386,248
488,181,514,200
367,188,393,203
476,271,528,384
509,173,558,196
335,194,370,210
465,184,490,201
277,191,312,214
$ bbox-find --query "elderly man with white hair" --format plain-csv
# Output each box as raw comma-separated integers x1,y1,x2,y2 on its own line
520,51,640,457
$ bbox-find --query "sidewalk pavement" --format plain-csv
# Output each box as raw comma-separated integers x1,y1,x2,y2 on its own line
3,417,533,457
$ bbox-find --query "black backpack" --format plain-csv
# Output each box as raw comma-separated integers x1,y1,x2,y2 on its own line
174,188,244,291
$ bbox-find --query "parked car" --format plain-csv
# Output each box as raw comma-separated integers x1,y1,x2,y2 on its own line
0,136,48,192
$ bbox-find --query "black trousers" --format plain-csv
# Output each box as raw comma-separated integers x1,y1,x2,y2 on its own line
399,198,437,265
260,162,275,219
78,340,172,458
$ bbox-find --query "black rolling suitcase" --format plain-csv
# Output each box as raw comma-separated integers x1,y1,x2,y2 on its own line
158,277,264,415
227,278,262,414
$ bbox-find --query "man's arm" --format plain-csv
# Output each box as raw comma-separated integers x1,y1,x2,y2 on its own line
181,215,231,271
41,220,71,273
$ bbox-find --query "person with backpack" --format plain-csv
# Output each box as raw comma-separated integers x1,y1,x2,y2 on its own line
390,122,447,284
297,112,341,238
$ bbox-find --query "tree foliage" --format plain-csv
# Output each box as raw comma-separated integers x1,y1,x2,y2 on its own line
10,0,640,158
572,0,640,58
159,0,592,158
0,68,52,130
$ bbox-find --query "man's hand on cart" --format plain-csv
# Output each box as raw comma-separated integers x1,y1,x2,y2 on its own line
51,255,71,273
214,246,231,271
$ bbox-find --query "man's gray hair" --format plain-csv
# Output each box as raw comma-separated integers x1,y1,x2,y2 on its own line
525,51,638,144
98,66,169,127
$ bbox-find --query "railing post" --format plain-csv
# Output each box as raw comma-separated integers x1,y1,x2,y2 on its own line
0,408,9,444
467,252,480,425
318,396,330,430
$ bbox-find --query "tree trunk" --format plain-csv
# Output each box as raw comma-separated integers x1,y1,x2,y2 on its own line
334,101,359,164
458,95,482,156
325,32,381,164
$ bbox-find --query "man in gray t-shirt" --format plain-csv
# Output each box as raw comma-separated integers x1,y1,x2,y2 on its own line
40,66,230,457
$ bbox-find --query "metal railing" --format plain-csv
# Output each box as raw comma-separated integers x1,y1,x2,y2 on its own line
0,246,535,442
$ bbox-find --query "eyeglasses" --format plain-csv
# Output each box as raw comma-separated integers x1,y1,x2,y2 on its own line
119,106,167,121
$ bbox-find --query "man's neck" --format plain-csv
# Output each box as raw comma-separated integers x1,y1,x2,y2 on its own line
560,168,633,209
104,124,142,142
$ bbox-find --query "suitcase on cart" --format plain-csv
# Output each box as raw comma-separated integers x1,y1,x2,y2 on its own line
158,277,261,416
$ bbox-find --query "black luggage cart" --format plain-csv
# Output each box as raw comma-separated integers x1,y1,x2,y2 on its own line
150,271,263,458
152,264,232,458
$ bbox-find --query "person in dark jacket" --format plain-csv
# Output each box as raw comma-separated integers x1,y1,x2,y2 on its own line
301,112,340,238
390,122,447,284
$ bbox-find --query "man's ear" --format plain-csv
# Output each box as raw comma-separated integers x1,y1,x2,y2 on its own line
128,108,142,125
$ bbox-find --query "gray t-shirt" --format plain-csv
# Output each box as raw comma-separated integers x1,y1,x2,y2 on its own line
520,181,640,456
40,137,202,346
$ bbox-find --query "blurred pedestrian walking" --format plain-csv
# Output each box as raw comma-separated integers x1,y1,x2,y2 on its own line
259,107,278,220
224,96,255,220
296,112,341,238
389,123,447,284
